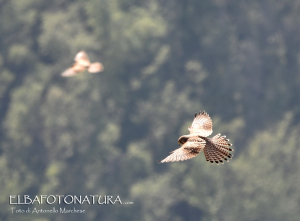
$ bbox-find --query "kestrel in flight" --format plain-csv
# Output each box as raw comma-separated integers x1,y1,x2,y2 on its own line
158,111,233,164
61,51,104,77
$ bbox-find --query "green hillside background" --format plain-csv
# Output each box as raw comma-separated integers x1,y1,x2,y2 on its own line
1,0,300,220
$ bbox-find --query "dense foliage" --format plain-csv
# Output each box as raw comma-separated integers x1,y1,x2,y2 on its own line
1,0,300,220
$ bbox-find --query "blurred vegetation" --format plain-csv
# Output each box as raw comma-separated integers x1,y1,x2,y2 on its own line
1,0,300,220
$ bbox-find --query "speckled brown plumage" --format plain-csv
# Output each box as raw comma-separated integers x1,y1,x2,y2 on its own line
158,111,233,164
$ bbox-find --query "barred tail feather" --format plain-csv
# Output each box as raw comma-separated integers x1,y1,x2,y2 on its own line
210,133,234,151
203,135,233,164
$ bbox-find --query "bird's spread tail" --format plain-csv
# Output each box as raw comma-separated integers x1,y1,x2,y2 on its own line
204,133,233,164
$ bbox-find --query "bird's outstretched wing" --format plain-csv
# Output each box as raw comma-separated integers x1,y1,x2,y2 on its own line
88,62,104,73
61,68,77,77
203,134,233,164
188,111,213,137
74,51,91,67
61,63,86,77
159,140,205,163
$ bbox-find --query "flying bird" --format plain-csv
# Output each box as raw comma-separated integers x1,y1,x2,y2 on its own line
61,51,104,77
158,111,233,165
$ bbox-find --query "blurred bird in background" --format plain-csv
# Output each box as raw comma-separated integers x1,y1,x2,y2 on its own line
61,51,104,77
159,111,233,165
